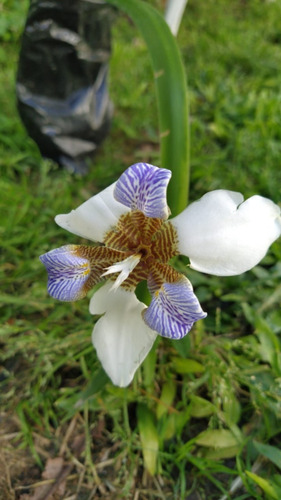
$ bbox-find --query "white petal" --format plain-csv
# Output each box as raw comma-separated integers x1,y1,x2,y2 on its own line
90,283,157,387
171,190,281,276
55,182,130,243
101,254,141,291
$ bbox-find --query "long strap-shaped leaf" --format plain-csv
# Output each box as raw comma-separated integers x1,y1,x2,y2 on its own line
107,0,189,214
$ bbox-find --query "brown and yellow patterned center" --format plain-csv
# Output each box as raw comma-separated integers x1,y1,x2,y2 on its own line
103,210,179,290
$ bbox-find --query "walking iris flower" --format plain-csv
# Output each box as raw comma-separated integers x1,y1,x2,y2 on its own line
40,163,281,387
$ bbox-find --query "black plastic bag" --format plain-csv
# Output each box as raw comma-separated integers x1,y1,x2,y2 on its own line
16,0,116,172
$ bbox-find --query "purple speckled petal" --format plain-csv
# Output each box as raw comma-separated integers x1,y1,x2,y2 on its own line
143,277,207,339
39,245,90,301
114,163,171,219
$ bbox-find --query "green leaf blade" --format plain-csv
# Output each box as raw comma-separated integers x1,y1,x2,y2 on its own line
137,404,159,475
107,0,189,214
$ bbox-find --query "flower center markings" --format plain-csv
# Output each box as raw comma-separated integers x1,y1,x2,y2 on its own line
103,210,179,290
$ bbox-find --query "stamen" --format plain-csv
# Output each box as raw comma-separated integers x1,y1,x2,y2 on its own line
101,254,142,291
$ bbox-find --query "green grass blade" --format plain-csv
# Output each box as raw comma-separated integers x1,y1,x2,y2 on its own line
107,0,189,214
253,441,281,471
246,471,280,500
137,403,159,475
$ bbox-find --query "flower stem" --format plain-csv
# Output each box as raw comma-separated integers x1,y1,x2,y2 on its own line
107,0,190,214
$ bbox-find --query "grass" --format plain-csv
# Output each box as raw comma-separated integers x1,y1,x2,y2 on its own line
1,0,281,498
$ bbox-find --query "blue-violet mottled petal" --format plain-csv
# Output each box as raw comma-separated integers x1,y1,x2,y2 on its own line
40,245,90,301
143,278,207,339
114,163,171,219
